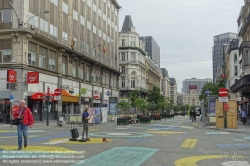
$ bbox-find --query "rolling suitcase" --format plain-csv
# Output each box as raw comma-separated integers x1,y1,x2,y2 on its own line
69,121,79,141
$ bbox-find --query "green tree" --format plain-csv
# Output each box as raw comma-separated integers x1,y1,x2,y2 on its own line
147,86,161,103
157,95,168,112
147,102,157,113
116,100,130,114
134,98,147,114
129,90,140,107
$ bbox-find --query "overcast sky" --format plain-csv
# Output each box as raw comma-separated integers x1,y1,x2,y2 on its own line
118,0,244,92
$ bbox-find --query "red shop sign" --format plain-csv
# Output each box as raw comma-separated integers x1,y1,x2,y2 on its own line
27,72,39,84
7,70,16,83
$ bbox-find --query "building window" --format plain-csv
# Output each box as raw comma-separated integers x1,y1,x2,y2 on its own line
96,75,100,83
93,25,96,34
50,24,58,37
121,53,125,61
102,76,105,84
235,79,238,83
93,3,96,12
28,52,36,65
108,18,111,25
80,16,85,26
49,59,55,71
72,67,76,77
79,69,83,79
234,66,238,76
121,66,125,74
122,39,125,47
87,20,91,30
0,50,11,63
29,13,38,27
86,45,90,54
73,37,78,49
87,0,91,7
103,33,106,41
92,49,96,56
80,41,84,51
50,0,58,6
63,2,68,14
39,56,46,68
122,81,125,88
0,9,12,22
62,31,68,42
40,18,48,33
98,8,102,17
98,29,102,37
234,54,237,61
62,63,66,74
131,80,135,88
73,10,78,21
103,13,106,21
86,72,89,81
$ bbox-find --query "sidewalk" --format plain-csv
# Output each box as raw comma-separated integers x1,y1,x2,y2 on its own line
200,119,250,133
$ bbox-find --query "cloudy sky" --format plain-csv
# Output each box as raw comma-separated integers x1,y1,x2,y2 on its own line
118,0,244,92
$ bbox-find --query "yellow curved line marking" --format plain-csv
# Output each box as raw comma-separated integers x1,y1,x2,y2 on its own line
175,155,221,166
180,139,197,148
0,146,82,154
49,138,112,144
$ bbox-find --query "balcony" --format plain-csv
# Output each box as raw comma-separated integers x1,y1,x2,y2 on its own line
119,46,147,56
119,60,147,69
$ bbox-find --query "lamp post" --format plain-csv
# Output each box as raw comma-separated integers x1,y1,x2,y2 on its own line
223,44,228,129
8,2,22,28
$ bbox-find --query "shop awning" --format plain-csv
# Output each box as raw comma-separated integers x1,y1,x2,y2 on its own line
230,74,250,93
238,99,249,105
30,92,56,101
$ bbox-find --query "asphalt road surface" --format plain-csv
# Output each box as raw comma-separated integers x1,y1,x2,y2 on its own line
0,116,249,166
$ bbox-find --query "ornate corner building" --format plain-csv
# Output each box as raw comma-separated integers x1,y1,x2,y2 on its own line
0,0,121,123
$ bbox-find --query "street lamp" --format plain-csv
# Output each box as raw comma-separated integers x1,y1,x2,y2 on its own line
8,2,23,28
25,10,50,27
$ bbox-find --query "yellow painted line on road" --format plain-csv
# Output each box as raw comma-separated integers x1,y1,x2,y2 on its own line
175,155,243,166
180,139,197,148
178,126,194,129
192,123,198,126
0,130,14,133
144,131,185,135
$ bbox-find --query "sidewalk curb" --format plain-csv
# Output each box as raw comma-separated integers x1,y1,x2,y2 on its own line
203,126,249,134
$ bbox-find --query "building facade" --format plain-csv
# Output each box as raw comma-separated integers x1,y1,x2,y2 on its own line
119,15,161,101
139,36,160,66
170,78,177,105
213,32,237,82
0,0,121,123
161,68,170,99
182,90,200,106
182,78,212,94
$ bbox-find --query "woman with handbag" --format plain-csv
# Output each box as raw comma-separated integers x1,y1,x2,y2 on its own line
13,100,34,150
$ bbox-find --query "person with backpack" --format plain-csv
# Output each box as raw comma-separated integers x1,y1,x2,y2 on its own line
13,100,34,150
82,107,91,140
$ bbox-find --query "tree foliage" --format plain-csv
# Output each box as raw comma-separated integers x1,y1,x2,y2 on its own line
147,86,161,103
116,100,130,114
134,98,147,113
129,90,140,107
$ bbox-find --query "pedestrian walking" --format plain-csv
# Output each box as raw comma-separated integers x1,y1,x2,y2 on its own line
192,110,196,122
242,109,247,125
13,100,34,150
82,107,91,140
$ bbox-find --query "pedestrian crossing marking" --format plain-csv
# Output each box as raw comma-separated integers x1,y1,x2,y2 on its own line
0,130,14,133
180,139,197,148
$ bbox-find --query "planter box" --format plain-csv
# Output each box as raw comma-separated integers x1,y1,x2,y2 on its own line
161,113,166,119
117,118,129,125
181,113,185,116
154,116,161,121
140,117,150,124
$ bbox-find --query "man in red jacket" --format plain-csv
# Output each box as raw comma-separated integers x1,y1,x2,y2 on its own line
13,100,34,150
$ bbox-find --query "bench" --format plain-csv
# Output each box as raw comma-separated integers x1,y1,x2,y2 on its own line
129,119,139,124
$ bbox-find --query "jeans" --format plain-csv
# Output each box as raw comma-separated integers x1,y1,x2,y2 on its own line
17,124,28,147
82,123,88,139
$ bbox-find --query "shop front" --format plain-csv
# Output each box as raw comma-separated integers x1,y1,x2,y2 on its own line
27,92,57,121
103,88,111,107
62,86,80,117
93,86,102,107
0,91,11,123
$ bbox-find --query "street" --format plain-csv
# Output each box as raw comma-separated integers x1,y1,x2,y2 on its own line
0,116,250,166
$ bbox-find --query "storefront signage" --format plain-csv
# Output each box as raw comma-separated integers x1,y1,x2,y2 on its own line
189,85,197,89
27,71,39,84
93,90,100,99
81,97,89,103
93,99,101,103
81,88,86,93
62,85,70,90
109,97,118,115
7,70,16,83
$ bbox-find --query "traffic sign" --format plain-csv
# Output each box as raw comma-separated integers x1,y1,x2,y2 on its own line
205,90,210,95
10,94,14,103
219,88,228,97
224,103,229,111
106,91,111,96
219,97,228,102
54,88,61,96
54,96,61,100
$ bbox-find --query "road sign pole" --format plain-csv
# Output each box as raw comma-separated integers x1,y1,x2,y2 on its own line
47,86,50,126
222,45,227,129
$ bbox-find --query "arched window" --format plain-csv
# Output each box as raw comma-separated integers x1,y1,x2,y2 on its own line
121,66,125,74
131,71,136,75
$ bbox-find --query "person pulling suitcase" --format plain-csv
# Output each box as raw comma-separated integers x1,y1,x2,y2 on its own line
82,107,91,140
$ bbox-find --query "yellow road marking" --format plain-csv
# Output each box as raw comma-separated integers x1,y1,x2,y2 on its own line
144,131,185,135
48,137,112,144
180,139,197,148
192,123,198,126
0,130,14,133
178,126,194,129
0,146,82,153
175,155,243,166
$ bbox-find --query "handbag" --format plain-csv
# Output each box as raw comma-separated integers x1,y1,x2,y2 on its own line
13,108,26,125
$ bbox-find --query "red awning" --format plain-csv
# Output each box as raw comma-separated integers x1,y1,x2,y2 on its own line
30,92,55,101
